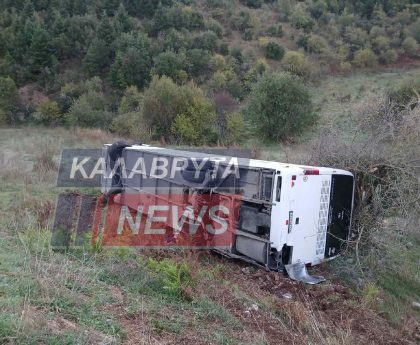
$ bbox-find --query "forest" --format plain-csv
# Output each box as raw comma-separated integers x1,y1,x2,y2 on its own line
0,0,418,144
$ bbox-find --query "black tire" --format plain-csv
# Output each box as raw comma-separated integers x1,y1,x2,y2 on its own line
108,141,130,168
181,169,207,183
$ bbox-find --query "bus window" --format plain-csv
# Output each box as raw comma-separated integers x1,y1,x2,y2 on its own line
276,176,282,202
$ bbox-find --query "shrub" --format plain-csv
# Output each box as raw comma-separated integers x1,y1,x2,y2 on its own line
402,37,418,57
0,109,8,125
171,90,216,145
226,112,246,144
111,112,151,141
36,99,61,125
339,61,352,73
240,0,262,8
142,76,216,143
118,86,143,114
0,77,19,113
290,7,313,31
353,48,378,68
380,49,398,64
147,258,192,297
110,47,152,89
209,54,226,71
151,50,188,83
186,49,211,77
193,31,218,52
243,28,254,41
307,34,328,54
246,72,316,141
266,24,283,37
264,42,285,60
282,51,311,79
387,78,420,110
66,91,113,128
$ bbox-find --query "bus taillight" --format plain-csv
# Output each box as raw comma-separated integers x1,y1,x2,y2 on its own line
303,169,320,175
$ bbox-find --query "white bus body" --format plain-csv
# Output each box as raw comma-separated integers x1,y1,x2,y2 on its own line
102,143,355,270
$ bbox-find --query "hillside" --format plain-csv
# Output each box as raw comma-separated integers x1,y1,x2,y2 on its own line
0,0,419,143
0,1,419,344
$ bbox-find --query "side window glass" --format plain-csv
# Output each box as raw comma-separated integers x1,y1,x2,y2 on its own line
276,176,282,202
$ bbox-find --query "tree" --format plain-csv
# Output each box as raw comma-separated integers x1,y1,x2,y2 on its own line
141,76,216,143
0,77,19,114
353,48,378,68
36,99,61,125
110,47,152,89
246,72,316,141
97,15,115,44
118,86,143,114
282,51,311,79
402,37,418,58
114,3,132,33
66,90,112,128
29,26,51,73
151,50,187,82
264,42,285,60
84,38,110,76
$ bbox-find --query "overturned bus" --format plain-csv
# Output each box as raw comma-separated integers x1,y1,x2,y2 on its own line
101,142,354,281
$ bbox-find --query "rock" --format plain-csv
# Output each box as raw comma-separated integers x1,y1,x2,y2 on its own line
244,310,251,317
251,304,259,311
242,267,251,275
411,301,420,310
282,292,293,300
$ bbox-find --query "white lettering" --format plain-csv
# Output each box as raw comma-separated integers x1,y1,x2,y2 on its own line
128,157,147,178
150,157,169,178
172,206,208,235
117,206,143,235
144,205,169,234
89,157,105,179
70,157,90,179
206,205,229,235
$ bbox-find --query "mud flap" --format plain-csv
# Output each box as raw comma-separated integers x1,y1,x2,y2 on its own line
285,261,325,284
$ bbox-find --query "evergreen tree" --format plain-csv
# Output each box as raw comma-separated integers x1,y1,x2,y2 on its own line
114,3,131,33
29,26,51,73
110,47,152,89
84,38,110,76
97,14,115,44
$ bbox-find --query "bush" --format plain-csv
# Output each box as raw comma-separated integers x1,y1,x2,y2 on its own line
353,48,378,68
290,7,313,31
246,72,316,141
0,109,8,125
111,112,151,141
226,112,246,144
118,86,143,114
0,77,19,114
171,89,216,145
110,47,152,89
387,78,420,110
147,258,192,297
151,50,188,83
264,42,285,60
66,91,113,128
379,49,398,64
307,34,328,54
142,76,216,143
266,24,283,37
239,0,262,8
282,51,311,79
36,99,61,125
402,37,418,57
